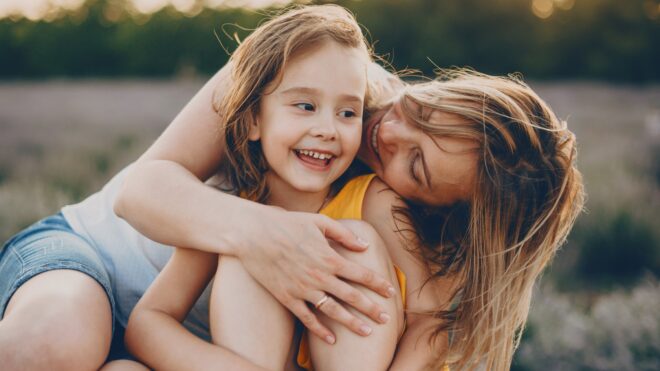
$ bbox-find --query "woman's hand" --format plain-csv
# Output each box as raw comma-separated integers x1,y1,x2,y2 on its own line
234,206,395,344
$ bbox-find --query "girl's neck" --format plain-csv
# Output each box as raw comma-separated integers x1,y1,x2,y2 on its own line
264,173,331,213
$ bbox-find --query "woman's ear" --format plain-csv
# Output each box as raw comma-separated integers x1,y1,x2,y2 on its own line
248,114,261,141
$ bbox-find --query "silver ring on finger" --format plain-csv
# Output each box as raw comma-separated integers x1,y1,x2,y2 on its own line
314,294,330,309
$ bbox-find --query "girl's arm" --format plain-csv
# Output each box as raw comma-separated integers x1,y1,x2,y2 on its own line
125,247,267,371
362,179,456,370
114,62,398,341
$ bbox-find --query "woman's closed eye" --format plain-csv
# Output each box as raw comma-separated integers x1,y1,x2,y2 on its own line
409,151,420,184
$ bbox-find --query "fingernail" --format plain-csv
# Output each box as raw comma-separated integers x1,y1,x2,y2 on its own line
325,335,336,344
357,237,369,248
360,325,372,336
379,312,391,323
387,286,396,297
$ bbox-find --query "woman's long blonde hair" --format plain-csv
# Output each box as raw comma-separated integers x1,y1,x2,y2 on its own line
399,69,585,370
213,4,371,201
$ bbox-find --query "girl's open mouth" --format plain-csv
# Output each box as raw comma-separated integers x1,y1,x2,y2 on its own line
294,149,335,169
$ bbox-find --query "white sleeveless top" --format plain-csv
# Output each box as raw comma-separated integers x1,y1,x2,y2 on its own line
61,164,212,340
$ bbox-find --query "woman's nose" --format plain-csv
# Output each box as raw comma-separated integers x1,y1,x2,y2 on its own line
379,116,410,151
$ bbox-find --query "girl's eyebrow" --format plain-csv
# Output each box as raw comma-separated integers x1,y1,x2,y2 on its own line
280,86,362,103
280,86,320,96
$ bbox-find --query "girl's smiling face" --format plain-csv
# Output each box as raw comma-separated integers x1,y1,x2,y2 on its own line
249,41,367,202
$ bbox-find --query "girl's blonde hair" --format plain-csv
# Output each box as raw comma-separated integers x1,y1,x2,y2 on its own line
398,69,585,370
214,4,371,202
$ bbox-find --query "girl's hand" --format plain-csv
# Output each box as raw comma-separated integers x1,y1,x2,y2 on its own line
234,207,395,344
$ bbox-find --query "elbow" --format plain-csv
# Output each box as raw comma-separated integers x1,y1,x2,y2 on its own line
113,190,128,220
124,307,153,360
113,164,141,220
124,309,143,356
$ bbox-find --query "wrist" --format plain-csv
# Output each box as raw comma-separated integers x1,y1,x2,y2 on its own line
201,199,270,257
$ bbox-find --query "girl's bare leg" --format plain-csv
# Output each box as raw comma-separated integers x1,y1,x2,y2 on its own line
309,220,404,371
100,360,150,371
209,256,295,371
0,270,113,371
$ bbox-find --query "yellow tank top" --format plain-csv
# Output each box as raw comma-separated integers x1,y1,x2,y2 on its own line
318,174,376,219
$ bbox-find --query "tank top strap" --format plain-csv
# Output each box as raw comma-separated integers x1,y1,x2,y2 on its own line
319,174,377,220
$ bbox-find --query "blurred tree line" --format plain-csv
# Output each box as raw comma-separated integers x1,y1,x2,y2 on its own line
0,0,658,81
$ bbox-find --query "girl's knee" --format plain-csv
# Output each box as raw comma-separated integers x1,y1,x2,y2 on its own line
336,220,405,333
338,219,382,244
335,220,392,268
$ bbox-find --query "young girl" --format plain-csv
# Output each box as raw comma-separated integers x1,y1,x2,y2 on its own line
123,4,410,370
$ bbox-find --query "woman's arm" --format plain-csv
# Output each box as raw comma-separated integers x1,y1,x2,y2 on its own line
125,247,267,371
361,179,456,370
114,62,400,342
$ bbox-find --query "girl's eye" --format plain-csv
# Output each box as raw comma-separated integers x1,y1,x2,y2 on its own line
339,110,357,118
295,103,315,112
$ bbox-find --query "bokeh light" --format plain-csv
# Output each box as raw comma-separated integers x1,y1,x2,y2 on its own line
532,0,554,19
644,0,660,20
0,0,295,20
132,0,167,14
554,0,575,11
0,0,86,20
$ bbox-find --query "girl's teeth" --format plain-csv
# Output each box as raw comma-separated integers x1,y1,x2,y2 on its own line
296,150,333,160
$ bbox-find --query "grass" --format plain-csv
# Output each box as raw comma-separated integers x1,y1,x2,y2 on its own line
0,78,203,239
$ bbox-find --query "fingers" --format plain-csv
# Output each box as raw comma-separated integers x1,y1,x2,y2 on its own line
323,277,391,326
311,293,374,337
314,215,369,252
336,259,395,299
288,300,336,345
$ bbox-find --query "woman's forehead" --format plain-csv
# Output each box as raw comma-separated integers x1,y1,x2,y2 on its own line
402,99,477,137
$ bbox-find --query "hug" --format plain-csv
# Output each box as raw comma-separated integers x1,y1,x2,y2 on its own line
0,4,583,370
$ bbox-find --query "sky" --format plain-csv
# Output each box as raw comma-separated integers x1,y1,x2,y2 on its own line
0,0,294,20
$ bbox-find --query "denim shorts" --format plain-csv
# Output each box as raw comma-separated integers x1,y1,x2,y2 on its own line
0,213,116,330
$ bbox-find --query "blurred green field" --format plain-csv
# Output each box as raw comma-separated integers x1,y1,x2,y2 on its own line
0,79,658,369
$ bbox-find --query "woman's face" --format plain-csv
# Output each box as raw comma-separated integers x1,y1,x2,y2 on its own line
358,97,479,206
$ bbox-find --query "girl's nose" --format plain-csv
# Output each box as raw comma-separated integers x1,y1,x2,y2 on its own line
310,113,338,140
